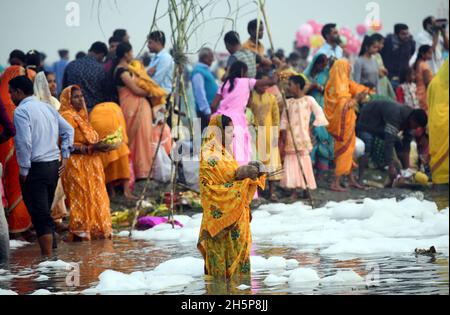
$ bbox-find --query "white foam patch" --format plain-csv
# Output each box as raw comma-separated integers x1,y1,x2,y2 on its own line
9,240,30,250
120,198,448,257
264,274,289,286
30,289,52,295
35,275,50,282
0,289,18,295
38,260,73,269
236,284,251,290
288,268,321,284
320,270,365,284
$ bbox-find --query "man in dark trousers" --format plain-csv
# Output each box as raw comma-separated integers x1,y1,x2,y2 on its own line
9,76,74,255
357,100,428,187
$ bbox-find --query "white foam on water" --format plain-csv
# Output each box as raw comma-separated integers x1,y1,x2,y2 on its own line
264,274,289,286
38,260,73,269
288,268,321,284
236,284,251,290
30,289,52,295
9,240,30,250
320,270,365,284
35,275,50,282
0,289,18,295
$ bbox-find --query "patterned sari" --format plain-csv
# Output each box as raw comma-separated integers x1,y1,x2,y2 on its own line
198,115,265,280
60,86,112,241
428,60,449,185
324,60,370,177
0,66,32,233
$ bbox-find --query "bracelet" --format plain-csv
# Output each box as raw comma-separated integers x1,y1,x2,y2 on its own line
87,145,94,155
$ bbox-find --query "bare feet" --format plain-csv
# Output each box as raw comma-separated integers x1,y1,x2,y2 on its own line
349,175,365,190
330,183,347,192
269,194,279,202
124,191,139,201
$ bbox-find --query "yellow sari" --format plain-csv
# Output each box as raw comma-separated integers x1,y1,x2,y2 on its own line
428,60,449,185
324,60,370,177
198,115,265,279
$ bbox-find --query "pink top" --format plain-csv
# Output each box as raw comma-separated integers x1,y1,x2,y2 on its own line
216,78,257,165
280,96,329,154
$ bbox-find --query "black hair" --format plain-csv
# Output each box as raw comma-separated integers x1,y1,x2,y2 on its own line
248,19,263,34
275,49,285,60
76,51,86,60
221,115,233,147
89,42,108,56
109,36,122,45
288,75,306,90
400,68,415,84
148,31,166,46
288,52,301,62
362,82,376,89
255,71,269,80
9,75,34,96
111,42,133,81
394,23,409,35
359,35,378,56
224,31,241,46
222,61,248,94
9,50,26,64
113,29,127,41
413,45,432,70
321,23,337,40
44,71,55,77
370,33,384,43
25,50,41,68
423,16,434,31
409,109,428,128
312,54,328,71
58,49,69,59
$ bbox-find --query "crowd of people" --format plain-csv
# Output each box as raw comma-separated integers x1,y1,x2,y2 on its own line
0,17,448,280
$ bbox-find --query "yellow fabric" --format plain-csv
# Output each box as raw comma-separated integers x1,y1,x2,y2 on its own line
428,59,449,184
60,86,112,241
324,60,370,176
249,91,282,180
242,39,265,57
128,60,167,107
198,115,265,279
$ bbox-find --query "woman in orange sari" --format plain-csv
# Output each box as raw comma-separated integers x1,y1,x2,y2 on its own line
0,66,32,235
113,43,155,180
324,60,370,192
89,102,135,200
198,115,265,280
60,86,112,241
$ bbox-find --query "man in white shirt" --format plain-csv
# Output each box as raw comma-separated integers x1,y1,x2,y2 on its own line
413,16,449,74
316,23,344,62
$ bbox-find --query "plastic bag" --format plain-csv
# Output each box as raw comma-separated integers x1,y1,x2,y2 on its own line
182,156,200,191
152,147,172,183
354,137,365,159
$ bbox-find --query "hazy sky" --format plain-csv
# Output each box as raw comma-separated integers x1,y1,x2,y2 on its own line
0,0,448,64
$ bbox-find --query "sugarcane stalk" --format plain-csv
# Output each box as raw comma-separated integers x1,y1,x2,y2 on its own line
258,0,315,208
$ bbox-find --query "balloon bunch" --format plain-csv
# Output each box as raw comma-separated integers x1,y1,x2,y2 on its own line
296,19,383,56
296,20,324,50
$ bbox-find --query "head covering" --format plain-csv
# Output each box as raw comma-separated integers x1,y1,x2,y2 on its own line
34,72,61,110
304,53,328,78
325,59,352,101
60,85,99,144
0,66,26,118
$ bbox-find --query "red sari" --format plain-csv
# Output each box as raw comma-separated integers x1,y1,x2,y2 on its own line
0,66,32,233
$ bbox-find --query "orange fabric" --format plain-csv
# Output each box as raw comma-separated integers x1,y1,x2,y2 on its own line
119,83,154,180
198,115,265,278
151,123,172,156
324,60,369,176
0,66,31,233
60,86,112,241
89,102,131,183
416,61,433,112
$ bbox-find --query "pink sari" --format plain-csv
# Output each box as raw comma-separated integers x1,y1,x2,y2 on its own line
119,85,154,180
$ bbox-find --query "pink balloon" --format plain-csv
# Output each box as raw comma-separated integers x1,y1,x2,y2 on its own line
298,23,314,38
313,24,323,35
356,24,368,36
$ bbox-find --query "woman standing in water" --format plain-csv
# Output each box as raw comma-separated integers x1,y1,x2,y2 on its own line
198,115,265,280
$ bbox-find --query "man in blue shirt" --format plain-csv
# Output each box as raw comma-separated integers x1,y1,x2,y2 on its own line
147,31,175,95
9,76,74,255
316,23,344,62
52,49,69,95
191,48,218,133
